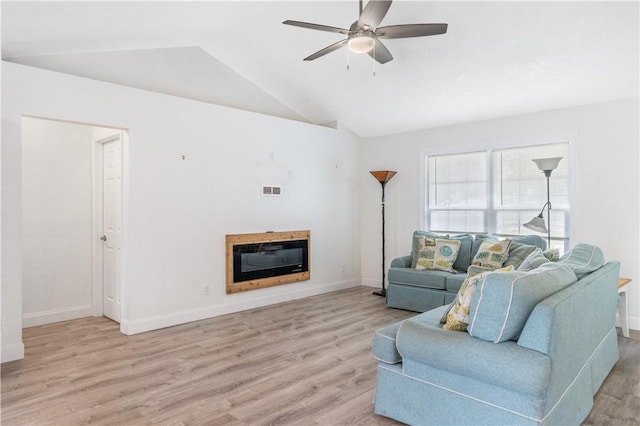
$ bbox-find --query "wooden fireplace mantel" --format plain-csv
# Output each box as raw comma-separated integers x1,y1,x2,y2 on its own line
225,230,311,294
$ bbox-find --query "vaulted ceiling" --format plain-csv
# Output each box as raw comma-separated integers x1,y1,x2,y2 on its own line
2,1,638,137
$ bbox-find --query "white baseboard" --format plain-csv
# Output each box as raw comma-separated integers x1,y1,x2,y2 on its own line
23,305,93,328
1,342,25,363
361,278,381,288
121,280,361,335
617,314,640,332
631,316,640,331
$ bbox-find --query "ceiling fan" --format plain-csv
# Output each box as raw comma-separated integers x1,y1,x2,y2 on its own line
283,0,447,64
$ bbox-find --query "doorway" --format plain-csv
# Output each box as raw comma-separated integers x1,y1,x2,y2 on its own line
93,133,123,322
21,117,127,327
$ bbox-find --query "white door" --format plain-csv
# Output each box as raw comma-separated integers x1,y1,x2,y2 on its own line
102,137,122,322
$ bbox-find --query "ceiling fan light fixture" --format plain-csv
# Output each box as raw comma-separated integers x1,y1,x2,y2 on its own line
348,34,375,53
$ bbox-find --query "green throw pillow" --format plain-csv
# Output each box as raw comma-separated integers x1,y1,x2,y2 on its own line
444,265,515,332
471,238,511,269
503,242,539,269
433,239,462,273
517,248,550,271
415,236,436,270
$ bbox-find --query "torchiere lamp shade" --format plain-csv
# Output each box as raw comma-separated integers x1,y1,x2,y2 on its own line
532,157,562,173
370,170,397,184
523,157,562,247
523,214,548,234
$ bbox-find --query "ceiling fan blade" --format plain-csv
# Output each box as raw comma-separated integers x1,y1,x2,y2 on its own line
368,38,393,64
357,0,392,29
283,20,350,35
303,39,348,61
375,23,448,39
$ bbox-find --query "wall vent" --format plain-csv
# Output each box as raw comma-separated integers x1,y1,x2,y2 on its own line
262,185,282,196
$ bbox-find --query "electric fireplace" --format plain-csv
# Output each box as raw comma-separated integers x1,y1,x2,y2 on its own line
226,230,310,294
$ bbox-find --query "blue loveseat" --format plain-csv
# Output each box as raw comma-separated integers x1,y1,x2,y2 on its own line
386,233,547,312
373,244,620,425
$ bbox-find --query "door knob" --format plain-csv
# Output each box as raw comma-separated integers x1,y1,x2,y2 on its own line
100,235,107,242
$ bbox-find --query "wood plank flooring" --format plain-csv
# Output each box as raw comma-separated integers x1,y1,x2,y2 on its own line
1,286,638,425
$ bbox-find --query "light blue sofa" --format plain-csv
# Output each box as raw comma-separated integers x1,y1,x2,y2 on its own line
373,244,620,425
387,233,547,312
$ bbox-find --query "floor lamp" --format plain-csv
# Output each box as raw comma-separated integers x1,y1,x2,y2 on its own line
370,170,397,297
523,157,562,248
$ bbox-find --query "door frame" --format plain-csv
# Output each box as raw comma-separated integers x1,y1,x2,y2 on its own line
91,131,128,325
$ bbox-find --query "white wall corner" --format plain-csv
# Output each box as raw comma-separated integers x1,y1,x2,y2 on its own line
361,278,382,288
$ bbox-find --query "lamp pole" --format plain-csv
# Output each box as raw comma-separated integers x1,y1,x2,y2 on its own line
370,171,397,298
544,173,551,247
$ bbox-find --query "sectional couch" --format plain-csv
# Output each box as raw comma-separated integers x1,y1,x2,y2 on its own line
373,244,620,425
386,232,547,312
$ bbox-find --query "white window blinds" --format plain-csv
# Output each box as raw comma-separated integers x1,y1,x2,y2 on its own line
426,143,570,249
492,143,570,246
427,151,487,233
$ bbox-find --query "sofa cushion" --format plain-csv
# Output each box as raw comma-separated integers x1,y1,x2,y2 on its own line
373,320,404,364
471,238,511,269
511,235,547,250
558,243,605,279
503,242,539,269
448,234,474,272
468,263,578,343
388,267,449,290
433,239,462,273
445,274,467,292
517,248,550,271
444,266,515,332
414,236,436,270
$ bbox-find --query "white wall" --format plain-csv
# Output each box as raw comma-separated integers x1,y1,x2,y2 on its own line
361,97,640,330
21,117,94,326
1,61,363,361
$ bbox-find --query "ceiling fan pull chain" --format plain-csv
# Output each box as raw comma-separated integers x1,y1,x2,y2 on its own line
373,45,376,77
347,48,350,71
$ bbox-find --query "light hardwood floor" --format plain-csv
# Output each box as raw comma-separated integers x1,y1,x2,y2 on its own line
1,287,638,425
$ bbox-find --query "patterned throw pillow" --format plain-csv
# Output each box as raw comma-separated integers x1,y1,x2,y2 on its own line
411,231,443,268
444,265,515,331
543,248,560,262
433,239,462,273
467,265,494,277
471,238,511,269
415,236,437,270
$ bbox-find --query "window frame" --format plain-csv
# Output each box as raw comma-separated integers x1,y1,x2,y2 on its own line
423,141,572,251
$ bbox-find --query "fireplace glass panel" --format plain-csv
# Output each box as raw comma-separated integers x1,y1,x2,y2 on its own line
233,239,308,283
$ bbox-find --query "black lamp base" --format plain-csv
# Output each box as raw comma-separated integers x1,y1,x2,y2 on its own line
372,289,387,297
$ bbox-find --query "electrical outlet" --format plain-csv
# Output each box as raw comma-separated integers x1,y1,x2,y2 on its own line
341,264,345,272
203,285,210,295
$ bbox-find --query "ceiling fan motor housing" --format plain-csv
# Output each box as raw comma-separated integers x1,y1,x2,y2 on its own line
348,32,375,53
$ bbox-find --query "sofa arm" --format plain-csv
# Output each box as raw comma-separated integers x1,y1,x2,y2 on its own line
391,255,412,268
396,320,550,395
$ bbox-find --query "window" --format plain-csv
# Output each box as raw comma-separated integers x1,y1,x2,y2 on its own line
426,143,570,250
427,151,487,233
